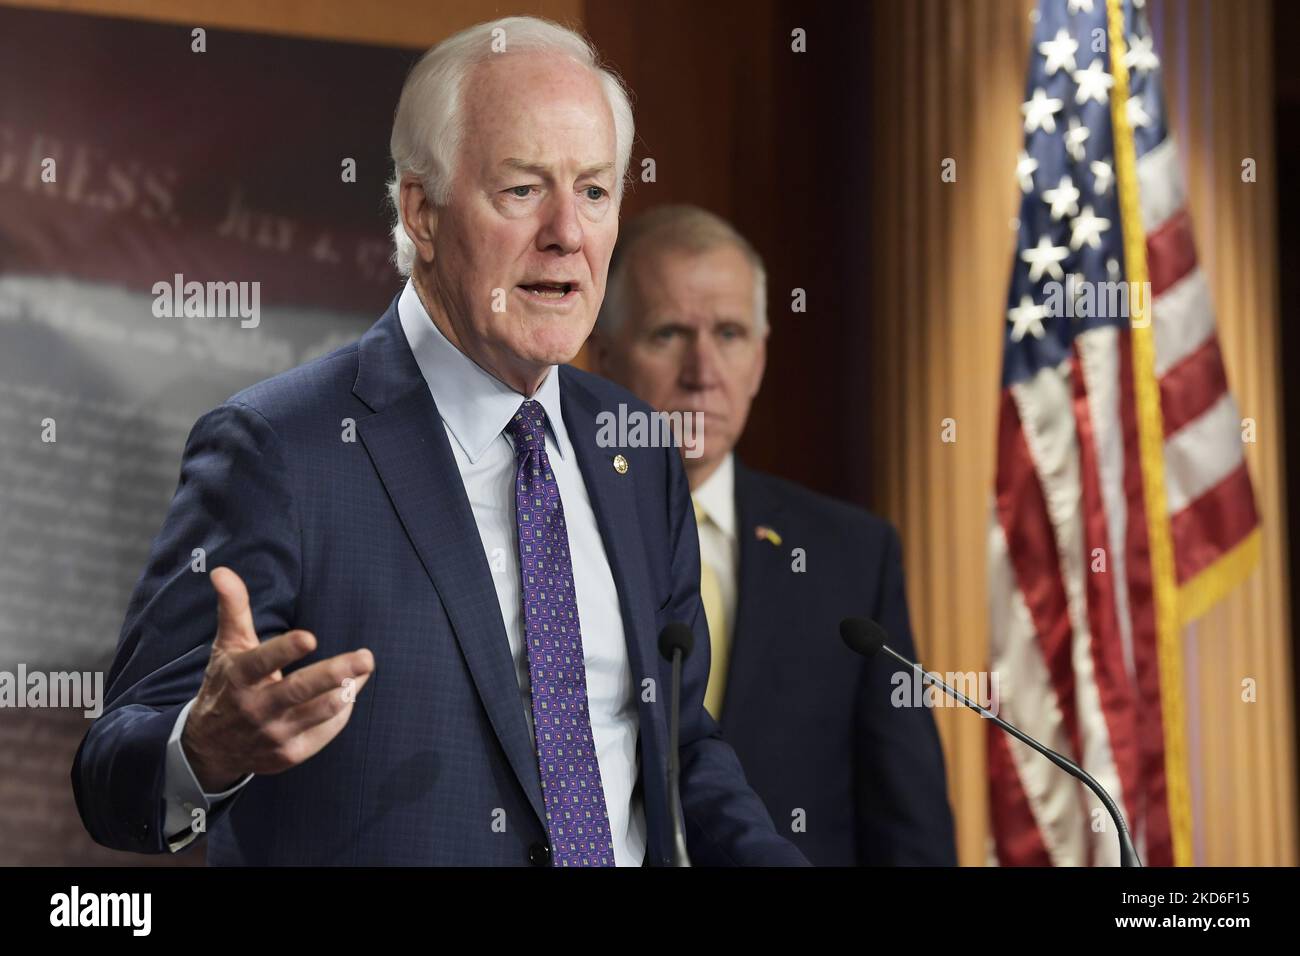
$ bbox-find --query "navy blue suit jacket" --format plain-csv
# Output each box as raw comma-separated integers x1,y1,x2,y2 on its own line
71,298,806,866
717,462,957,865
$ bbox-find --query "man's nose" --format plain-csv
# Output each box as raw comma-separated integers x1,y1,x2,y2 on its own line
535,193,584,255
680,333,721,390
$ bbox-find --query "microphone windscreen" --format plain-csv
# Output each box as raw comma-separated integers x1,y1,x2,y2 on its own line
839,617,887,659
658,622,695,661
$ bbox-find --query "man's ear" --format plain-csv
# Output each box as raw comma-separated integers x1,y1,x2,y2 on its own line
749,329,768,399
399,175,438,266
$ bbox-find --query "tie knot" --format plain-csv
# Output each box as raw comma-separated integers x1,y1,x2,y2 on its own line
506,400,548,455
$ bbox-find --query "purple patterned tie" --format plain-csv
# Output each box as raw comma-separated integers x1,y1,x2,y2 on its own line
506,400,615,867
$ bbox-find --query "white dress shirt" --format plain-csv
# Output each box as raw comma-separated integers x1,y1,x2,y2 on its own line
162,279,647,864
691,453,739,635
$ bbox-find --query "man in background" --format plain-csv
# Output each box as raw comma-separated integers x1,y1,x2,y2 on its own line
589,204,958,865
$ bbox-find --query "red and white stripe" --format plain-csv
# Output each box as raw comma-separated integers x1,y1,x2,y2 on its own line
1140,138,1259,585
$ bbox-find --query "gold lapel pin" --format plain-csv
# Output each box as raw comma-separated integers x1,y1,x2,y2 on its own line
755,525,782,546
612,454,629,475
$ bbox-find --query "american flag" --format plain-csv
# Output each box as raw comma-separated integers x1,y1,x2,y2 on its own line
988,0,1260,866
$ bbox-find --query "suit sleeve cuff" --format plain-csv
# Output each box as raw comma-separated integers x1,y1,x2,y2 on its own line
162,697,253,852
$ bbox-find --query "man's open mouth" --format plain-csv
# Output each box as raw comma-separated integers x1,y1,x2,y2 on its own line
518,282,575,299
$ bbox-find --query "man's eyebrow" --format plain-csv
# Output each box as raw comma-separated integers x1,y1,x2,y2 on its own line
500,158,548,177
499,158,615,179
646,317,691,333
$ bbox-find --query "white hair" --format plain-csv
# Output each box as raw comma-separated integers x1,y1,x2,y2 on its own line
597,204,768,335
386,16,635,277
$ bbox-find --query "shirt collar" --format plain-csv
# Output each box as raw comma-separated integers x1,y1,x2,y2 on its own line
397,278,570,463
692,453,736,539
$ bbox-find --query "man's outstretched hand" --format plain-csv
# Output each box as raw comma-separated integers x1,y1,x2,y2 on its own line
181,566,375,792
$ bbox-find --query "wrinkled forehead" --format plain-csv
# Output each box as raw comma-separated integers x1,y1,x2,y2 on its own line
458,52,617,167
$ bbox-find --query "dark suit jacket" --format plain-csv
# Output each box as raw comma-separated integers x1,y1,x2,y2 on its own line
71,297,806,866
717,461,957,865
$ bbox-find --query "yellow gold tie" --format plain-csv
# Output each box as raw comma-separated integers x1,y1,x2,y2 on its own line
693,498,730,720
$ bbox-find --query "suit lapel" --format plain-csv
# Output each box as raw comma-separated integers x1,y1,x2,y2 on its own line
560,369,670,862
724,460,788,737
352,304,546,827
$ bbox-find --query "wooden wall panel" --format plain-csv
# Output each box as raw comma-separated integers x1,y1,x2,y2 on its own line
867,0,1033,868
1,0,583,48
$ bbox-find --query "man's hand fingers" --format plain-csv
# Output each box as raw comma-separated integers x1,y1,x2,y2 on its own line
272,671,372,739
211,567,258,652
259,648,374,714
229,629,318,687
290,703,359,762
263,695,359,771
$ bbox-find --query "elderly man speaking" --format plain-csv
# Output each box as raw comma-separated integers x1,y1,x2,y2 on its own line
72,17,805,867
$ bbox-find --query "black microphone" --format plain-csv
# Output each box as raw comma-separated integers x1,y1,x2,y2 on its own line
839,617,1142,867
657,622,694,867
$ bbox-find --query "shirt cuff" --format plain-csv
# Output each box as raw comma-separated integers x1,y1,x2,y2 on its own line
162,697,253,852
